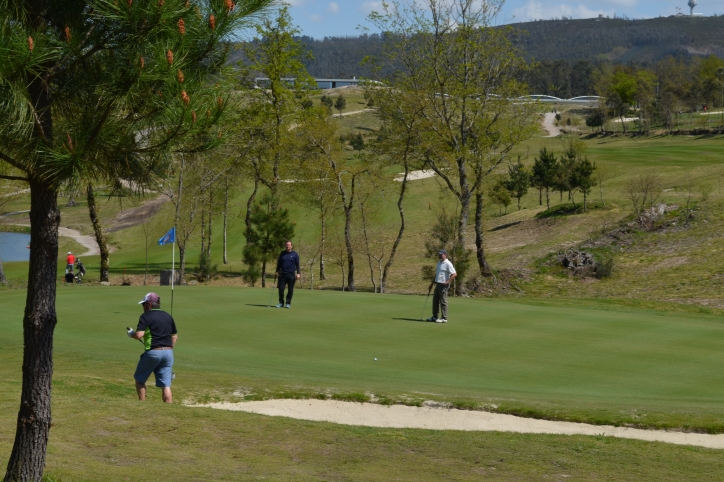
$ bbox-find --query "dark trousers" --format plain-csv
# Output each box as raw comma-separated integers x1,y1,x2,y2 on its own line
432,282,449,319
278,273,296,304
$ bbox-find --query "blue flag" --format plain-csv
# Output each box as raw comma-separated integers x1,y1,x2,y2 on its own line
158,227,176,246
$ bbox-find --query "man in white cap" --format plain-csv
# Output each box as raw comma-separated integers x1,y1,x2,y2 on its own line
427,249,457,323
65,251,75,274
127,293,178,403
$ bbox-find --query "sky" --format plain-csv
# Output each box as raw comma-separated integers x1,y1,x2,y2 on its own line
282,0,722,39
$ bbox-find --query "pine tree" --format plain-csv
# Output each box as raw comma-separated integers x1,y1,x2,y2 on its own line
0,1,271,477
334,95,347,117
572,157,597,212
531,148,558,209
243,193,295,287
504,158,530,210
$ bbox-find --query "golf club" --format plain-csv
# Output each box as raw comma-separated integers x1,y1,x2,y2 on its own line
419,288,431,321
127,327,143,345
267,274,277,308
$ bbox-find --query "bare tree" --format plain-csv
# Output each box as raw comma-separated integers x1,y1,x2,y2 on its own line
595,165,614,208
368,0,538,286
625,172,662,217
140,218,153,286
328,232,348,291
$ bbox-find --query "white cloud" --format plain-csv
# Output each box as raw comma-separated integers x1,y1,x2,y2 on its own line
309,13,324,23
328,2,339,14
359,1,384,15
512,1,616,21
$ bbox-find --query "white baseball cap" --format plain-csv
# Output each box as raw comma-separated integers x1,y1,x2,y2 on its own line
138,292,160,305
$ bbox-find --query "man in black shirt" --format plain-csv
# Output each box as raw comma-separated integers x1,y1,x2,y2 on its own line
275,240,300,308
128,292,178,403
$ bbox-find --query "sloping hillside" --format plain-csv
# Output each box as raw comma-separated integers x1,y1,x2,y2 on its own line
287,16,724,79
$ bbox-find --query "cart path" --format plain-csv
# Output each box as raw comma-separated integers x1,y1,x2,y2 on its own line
193,399,724,450
10,224,101,256
58,227,102,256
542,112,561,137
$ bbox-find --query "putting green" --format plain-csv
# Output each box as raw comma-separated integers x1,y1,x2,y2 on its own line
1,286,724,430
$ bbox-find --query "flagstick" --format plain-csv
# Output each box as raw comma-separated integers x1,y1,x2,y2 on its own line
171,236,175,316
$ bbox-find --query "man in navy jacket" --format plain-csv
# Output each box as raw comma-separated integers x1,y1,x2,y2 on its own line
275,241,301,308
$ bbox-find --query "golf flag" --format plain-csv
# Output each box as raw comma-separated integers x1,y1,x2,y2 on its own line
158,227,175,246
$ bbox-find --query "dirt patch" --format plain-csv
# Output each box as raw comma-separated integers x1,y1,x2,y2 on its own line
107,194,168,233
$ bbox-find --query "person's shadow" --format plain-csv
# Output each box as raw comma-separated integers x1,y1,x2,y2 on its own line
245,304,274,308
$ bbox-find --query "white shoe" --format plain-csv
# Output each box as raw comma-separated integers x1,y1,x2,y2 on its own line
285,304,291,309
436,318,447,323
426,316,437,322
275,303,284,308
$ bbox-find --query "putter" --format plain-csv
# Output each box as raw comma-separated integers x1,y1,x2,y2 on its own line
419,288,431,321
267,275,277,308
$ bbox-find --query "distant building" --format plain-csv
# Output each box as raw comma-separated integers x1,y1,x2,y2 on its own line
254,77,362,90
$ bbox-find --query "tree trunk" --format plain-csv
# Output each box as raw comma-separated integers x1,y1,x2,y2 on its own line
474,192,492,277
223,179,228,265
381,160,408,294
261,260,266,288
144,234,148,286
344,203,355,292
456,192,471,296
0,255,7,284
583,191,588,213
206,189,213,258
545,187,550,209
360,204,376,293
200,188,206,257
178,244,186,283
538,187,542,205
86,184,110,282
343,177,357,293
5,181,60,482
245,177,258,243
319,215,326,280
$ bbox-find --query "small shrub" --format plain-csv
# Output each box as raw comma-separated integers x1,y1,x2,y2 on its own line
196,251,218,282
595,258,614,279
331,392,370,403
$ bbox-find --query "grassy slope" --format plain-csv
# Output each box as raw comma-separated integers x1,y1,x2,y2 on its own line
2,288,724,479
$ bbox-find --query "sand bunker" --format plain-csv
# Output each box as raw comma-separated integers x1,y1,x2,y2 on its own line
394,170,436,182
193,399,724,449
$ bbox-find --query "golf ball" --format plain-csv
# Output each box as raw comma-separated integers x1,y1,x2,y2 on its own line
374,358,377,361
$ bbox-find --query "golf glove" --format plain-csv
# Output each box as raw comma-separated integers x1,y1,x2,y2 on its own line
127,328,136,338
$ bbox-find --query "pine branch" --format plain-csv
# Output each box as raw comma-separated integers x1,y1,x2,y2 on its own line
0,151,26,173
0,174,28,182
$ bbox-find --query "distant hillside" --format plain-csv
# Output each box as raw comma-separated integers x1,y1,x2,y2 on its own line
295,16,724,79
514,15,724,64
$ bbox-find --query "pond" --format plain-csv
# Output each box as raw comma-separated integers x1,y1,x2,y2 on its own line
0,232,31,262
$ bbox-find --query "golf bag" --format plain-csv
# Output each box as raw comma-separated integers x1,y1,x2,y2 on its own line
74,260,86,284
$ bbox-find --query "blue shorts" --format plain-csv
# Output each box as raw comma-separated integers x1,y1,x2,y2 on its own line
134,349,174,388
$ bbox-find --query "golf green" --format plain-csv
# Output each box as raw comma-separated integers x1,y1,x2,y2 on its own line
1,286,724,430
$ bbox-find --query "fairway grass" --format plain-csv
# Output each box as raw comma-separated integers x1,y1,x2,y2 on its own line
2,287,724,479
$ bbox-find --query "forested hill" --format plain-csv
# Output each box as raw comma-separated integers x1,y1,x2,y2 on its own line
295,15,724,79
515,15,724,64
